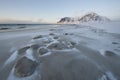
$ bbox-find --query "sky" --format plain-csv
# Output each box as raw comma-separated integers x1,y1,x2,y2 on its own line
0,0,120,23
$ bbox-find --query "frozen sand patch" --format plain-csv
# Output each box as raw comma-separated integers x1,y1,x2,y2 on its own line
7,67,40,80
14,57,38,77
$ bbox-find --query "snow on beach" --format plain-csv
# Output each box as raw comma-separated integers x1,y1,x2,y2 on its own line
0,22,120,80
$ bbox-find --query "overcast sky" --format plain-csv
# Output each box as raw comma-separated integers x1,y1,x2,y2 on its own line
0,0,120,23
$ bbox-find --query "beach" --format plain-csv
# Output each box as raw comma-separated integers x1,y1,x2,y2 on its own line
0,22,120,80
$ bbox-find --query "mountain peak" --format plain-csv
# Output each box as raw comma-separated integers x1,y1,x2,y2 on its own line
57,12,110,24
84,12,99,16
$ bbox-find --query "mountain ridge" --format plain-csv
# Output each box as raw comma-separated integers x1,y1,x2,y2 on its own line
57,12,110,24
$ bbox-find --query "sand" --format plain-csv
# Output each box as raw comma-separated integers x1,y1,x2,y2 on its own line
0,23,120,80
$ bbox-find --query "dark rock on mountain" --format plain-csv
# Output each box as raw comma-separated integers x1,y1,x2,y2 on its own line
58,17,74,23
78,12,110,22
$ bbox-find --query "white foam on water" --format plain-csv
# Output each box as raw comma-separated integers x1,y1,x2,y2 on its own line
3,51,18,67
25,48,36,61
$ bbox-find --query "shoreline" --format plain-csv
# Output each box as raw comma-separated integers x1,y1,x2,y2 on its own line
0,24,76,33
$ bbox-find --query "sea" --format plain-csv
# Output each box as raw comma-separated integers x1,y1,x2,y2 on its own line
0,24,60,30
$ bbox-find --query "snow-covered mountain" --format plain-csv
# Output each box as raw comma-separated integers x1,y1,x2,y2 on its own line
57,12,110,24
